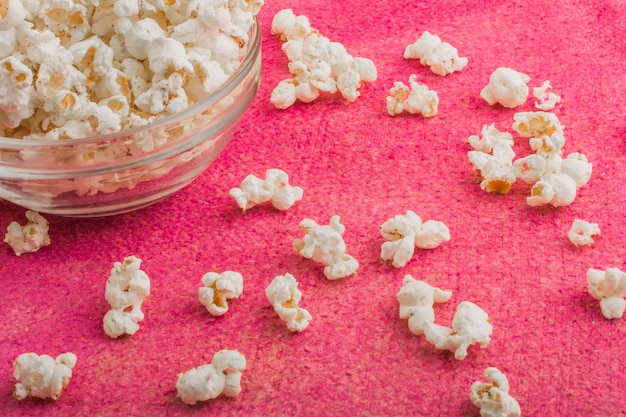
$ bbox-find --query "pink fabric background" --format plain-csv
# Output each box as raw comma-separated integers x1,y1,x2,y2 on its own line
1,0,626,415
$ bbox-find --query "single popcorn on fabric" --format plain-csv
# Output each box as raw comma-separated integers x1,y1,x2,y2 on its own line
4,210,51,256
229,168,303,211
380,210,450,268
397,275,452,336
176,349,247,405
265,273,312,332
293,215,359,280
423,301,493,360
0,0,263,139
385,74,439,117
403,30,468,76
470,367,521,417
533,80,561,111
480,67,530,108
587,268,626,319
13,352,77,401
199,271,244,316
568,219,600,247
269,9,377,109
103,255,151,339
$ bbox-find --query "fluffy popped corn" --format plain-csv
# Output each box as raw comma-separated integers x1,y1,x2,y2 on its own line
468,144,516,194
403,31,468,76
397,275,452,336
199,271,243,316
176,349,247,405
293,215,359,279
4,210,51,256
229,168,303,211
265,273,312,332
468,123,514,154
568,219,600,247
0,0,263,139
480,67,530,108
512,111,564,141
470,367,521,417
385,74,439,117
13,352,77,401
423,301,492,360
269,9,377,109
587,268,626,319
380,210,450,268
533,80,560,111
526,173,577,207
103,255,150,338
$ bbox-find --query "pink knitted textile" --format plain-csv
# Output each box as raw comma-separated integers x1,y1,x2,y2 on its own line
1,1,625,416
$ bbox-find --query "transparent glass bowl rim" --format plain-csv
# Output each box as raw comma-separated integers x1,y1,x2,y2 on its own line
0,17,261,164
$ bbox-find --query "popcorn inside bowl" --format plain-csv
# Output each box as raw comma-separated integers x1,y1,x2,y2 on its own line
0,0,263,216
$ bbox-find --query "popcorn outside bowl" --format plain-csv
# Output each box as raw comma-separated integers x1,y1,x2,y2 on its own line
0,20,261,217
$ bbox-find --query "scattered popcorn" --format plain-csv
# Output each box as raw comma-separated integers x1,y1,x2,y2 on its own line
470,367,521,417
568,219,600,247
103,255,151,338
229,168,303,211
403,31,468,76
380,210,450,268
397,275,452,336
587,268,626,319
265,273,312,332
526,173,577,207
199,271,244,316
385,75,439,117
13,352,77,401
176,349,247,405
4,210,51,256
480,67,530,108
423,301,492,360
533,80,561,111
293,215,359,279
270,9,377,108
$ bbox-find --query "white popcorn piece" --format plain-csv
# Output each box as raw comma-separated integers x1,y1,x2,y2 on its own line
397,275,452,336
103,255,151,338
423,301,492,360
265,273,312,332
470,367,521,417
560,152,592,189
512,111,564,139
176,349,247,405
533,80,560,111
293,215,359,280
271,9,312,42
0,0,25,31
199,271,244,316
526,173,577,207
587,268,626,319
480,67,530,108
403,31,467,76
380,210,450,268
386,75,439,117
512,153,552,184
468,123,514,154
229,168,303,211
4,210,51,256
0,55,36,129
13,352,77,401
568,219,600,247
468,147,517,194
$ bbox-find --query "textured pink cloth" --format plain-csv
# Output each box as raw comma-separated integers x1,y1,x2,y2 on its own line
1,1,626,416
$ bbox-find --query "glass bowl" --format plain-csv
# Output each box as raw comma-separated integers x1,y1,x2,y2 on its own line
0,19,261,217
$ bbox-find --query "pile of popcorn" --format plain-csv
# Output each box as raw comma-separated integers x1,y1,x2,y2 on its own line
468,111,592,207
0,0,262,141
269,9,377,109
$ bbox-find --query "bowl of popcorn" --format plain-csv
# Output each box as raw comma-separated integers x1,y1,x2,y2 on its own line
0,0,262,217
